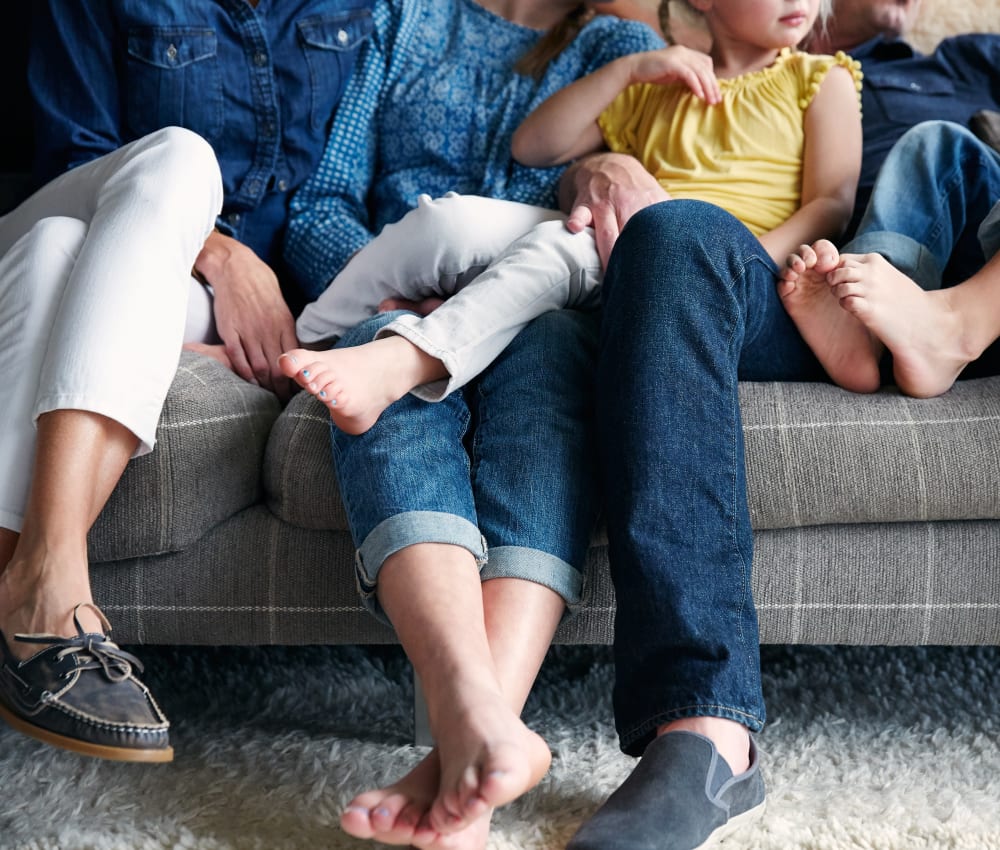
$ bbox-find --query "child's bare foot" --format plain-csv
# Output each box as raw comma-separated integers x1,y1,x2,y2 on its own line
826,252,975,397
278,336,447,435
779,240,882,393
427,687,551,836
183,342,233,372
340,750,492,850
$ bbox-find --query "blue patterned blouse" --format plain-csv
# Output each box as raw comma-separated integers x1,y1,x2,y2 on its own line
285,0,663,299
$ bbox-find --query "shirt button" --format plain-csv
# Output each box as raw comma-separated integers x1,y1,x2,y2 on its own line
337,29,349,45
908,82,921,91
166,44,178,62
277,180,288,192
247,180,261,195
254,51,268,67
227,213,241,224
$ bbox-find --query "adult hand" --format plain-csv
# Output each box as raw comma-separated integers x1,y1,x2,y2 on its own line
194,230,298,400
559,152,670,267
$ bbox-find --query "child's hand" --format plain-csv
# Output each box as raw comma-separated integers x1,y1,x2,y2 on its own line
629,45,720,104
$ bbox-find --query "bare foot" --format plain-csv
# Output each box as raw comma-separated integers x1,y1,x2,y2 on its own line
183,342,233,372
779,240,882,393
428,688,552,836
340,750,491,850
826,252,975,397
278,337,447,435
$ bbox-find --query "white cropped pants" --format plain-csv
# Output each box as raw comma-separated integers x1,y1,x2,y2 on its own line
0,128,223,532
295,194,603,400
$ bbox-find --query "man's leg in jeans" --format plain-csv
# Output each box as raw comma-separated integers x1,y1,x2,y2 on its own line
847,121,1000,289
568,200,826,850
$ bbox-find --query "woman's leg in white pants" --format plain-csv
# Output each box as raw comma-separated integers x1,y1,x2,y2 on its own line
0,127,222,646
294,194,564,343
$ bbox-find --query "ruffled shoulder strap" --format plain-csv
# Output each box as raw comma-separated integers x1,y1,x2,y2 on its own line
798,50,864,111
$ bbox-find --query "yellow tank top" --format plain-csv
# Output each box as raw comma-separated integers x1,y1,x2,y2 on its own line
598,49,863,236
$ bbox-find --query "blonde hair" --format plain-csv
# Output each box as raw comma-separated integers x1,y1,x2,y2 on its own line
515,4,596,79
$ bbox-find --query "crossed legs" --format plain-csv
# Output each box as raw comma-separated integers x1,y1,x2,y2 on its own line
779,122,1000,397
341,548,561,849
0,411,138,650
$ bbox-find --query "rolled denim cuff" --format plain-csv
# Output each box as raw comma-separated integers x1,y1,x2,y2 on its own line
842,230,943,291
480,545,584,609
620,704,766,758
355,511,487,623
979,200,1000,261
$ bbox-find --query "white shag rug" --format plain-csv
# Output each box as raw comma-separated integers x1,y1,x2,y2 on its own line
1,642,998,850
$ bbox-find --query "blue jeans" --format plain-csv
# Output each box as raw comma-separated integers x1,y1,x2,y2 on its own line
331,309,601,621
847,120,1000,289
597,200,827,756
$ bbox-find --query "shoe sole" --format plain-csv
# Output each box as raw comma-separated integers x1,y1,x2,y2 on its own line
0,700,173,763
697,799,766,849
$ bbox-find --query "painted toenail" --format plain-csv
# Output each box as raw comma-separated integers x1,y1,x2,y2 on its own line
373,807,391,818
330,399,337,406
302,369,310,377
319,391,327,398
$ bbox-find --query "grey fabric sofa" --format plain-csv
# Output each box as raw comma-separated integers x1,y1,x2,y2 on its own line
88,351,1000,648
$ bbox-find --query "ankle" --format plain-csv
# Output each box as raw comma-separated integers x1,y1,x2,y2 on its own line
656,717,751,775
380,335,449,389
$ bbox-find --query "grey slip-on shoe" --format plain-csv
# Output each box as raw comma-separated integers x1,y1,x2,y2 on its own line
566,730,765,850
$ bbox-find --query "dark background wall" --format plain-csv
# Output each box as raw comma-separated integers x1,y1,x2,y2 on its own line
2,3,33,174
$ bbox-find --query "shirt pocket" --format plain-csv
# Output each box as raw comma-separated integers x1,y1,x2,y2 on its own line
297,9,374,130
125,28,223,143
864,71,956,125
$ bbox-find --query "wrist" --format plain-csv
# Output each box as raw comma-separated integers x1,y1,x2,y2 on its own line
195,230,238,284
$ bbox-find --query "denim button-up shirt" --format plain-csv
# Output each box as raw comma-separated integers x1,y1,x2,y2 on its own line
29,0,374,279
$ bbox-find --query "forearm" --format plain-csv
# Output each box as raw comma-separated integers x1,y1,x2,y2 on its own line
758,195,854,265
513,57,635,167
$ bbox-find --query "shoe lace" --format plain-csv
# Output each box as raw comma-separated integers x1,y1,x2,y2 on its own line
14,603,143,682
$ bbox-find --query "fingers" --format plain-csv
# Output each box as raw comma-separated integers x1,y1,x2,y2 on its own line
565,204,594,234
223,321,298,401
590,206,622,269
677,63,721,105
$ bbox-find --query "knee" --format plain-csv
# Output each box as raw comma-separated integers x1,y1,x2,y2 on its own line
401,193,486,244
897,120,984,161
132,127,223,212
605,200,736,302
0,216,86,303
28,215,88,252
22,216,88,275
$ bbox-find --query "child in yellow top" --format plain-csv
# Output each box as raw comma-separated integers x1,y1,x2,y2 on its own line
281,0,864,433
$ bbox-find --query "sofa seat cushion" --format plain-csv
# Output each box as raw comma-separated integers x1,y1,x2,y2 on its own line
88,352,281,562
744,376,1000,529
265,375,1000,537
264,391,351,531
